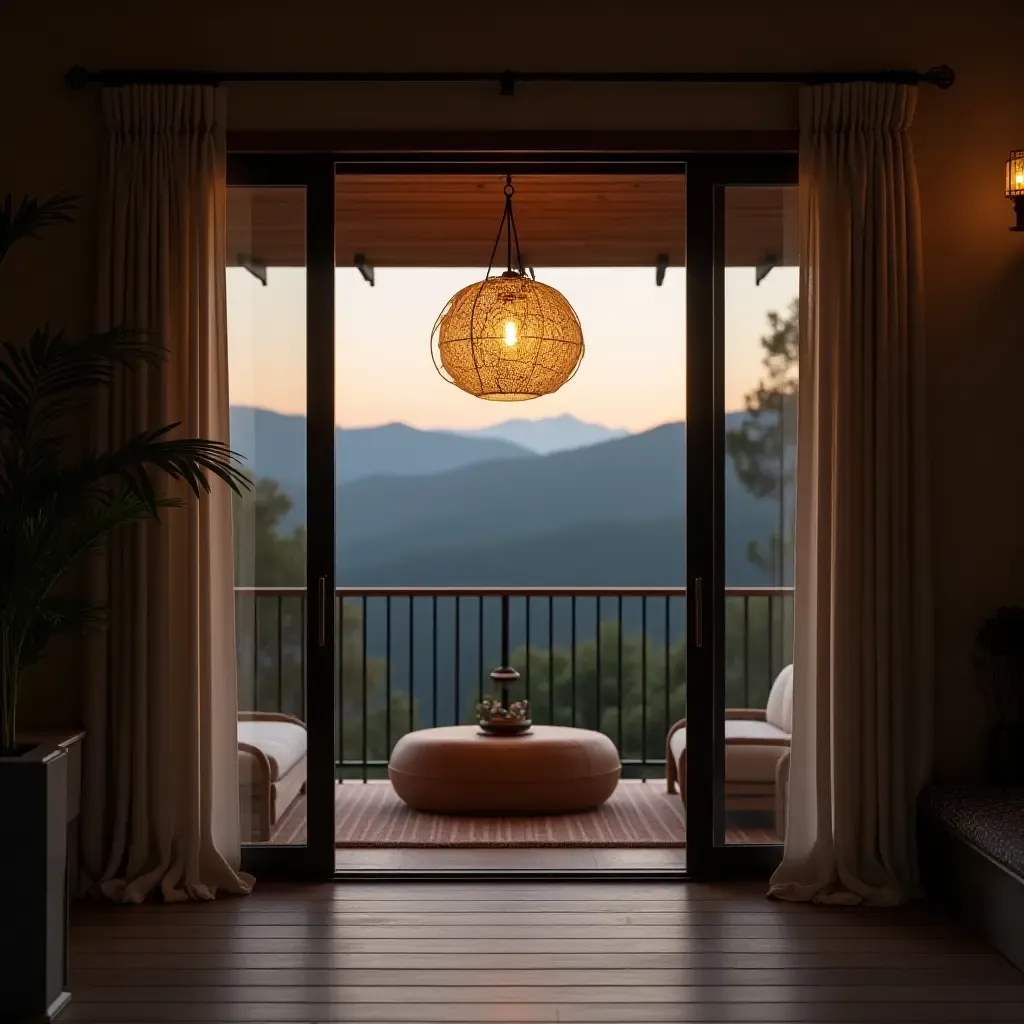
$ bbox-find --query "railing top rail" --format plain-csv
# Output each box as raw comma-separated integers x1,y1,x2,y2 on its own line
234,585,795,598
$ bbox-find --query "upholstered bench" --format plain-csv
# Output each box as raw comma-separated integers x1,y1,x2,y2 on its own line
237,712,307,843
388,725,621,815
918,784,1024,972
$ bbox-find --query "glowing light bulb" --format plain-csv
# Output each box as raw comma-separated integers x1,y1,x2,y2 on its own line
504,320,518,347
1016,173,1024,186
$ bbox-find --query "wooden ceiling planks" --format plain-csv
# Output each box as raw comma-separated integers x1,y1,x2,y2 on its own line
226,175,795,270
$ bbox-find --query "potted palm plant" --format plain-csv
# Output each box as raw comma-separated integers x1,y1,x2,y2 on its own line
0,192,250,1021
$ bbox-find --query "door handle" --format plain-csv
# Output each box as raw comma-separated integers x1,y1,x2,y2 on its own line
318,575,327,648
693,576,703,649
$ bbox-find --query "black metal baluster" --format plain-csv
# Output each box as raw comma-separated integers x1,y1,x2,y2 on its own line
548,597,554,724
663,598,671,741
617,595,623,753
385,596,392,758
432,594,438,727
253,593,260,712
767,594,775,696
455,596,461,724
743,595,750,709
571,595,577,728
665,595,671,724
361,596,368,783
525,596,531,707
595,596,602,733
276,595,284,714
478,596,485,705
408,596,414,738
641,593,648,777
661,596,668,752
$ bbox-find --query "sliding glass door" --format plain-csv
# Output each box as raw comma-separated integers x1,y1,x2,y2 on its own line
331,165,689,872
227,148,797,880
227,156,337,879
684,157,799,879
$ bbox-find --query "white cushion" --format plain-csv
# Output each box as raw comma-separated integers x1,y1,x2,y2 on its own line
237,720,307,781
765,664,794,734
669,719,790,784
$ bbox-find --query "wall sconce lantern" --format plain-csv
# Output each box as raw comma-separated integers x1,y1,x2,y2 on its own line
1006,150,1024,231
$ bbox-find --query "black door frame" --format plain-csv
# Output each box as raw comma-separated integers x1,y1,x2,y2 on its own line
684,157,798,881
228,147,798,882
228,155,337,882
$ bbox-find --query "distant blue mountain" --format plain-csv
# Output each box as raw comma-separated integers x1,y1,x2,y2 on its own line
229,406,536,525
230,405,792,589
454,415,629,454
337,415,793,588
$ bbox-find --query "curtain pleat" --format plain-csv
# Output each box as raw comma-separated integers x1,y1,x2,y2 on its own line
81,84,252,903
769,82,933,906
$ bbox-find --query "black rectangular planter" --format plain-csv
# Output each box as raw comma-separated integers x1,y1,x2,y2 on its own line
0,743,70,1022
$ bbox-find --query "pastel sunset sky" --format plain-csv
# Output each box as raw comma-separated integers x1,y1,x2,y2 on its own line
227,264,799,433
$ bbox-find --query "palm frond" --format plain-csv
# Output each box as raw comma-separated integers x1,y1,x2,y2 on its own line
0,325,160,437
9,489,179,618
1,430,249,576
0,192,80,266
85,425,251,513
19,595,107,667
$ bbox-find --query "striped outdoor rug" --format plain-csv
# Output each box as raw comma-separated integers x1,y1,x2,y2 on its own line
273,780,691,847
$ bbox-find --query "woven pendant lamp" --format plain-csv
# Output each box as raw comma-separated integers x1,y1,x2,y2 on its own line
431,176,584,401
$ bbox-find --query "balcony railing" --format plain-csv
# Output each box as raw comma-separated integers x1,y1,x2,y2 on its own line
234,586,794,781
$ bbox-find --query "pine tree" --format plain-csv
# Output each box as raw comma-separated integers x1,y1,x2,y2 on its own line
725,299,799,582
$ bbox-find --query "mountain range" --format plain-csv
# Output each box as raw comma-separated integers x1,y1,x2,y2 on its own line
337,419,789,587
451,415,628,454
230,406,535,489
229,405,792,589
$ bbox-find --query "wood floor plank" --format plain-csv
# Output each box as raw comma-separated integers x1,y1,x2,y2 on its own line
68,936,991,955
74,901,888,917
68,951,1009,972
70,917,950,933
74,900,947,918
68,924,977,941
195,883,769,900
71,984,1024,1004
69,967,1024,988
62,881,1024,1024
57,1005,1024,1023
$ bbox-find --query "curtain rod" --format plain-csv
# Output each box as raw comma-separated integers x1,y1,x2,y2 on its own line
65,65,955,95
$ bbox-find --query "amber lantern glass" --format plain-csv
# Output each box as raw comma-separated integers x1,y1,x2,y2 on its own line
1005,150,1024,231
432,273,584,401
431,176,584,400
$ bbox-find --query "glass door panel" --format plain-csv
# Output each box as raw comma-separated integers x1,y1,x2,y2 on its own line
333,169,688,870
227,185,309,847
721,183,799,848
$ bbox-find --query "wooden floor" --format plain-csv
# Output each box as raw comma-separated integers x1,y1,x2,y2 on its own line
64,881,1024,1022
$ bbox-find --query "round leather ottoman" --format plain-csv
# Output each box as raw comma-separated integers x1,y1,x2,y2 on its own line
388,725,621,815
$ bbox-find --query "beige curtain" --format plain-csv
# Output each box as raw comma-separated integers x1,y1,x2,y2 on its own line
768,83,933,906
81,85,253,902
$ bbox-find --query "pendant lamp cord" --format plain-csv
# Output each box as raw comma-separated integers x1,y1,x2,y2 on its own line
484,175,527,278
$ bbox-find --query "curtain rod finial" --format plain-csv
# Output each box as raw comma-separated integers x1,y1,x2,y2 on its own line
929,64,956,89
